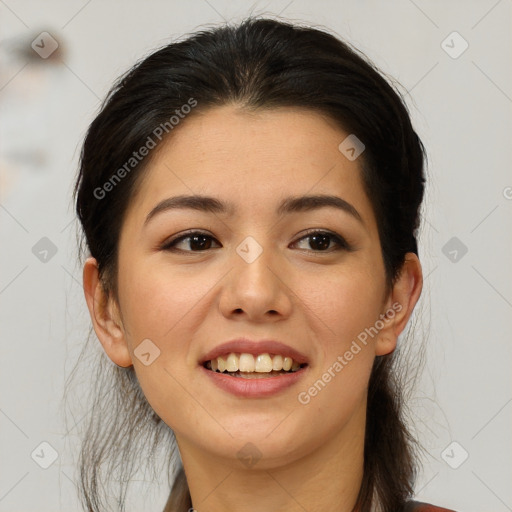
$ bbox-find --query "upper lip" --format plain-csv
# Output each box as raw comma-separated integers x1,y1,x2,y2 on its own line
199,338,309,365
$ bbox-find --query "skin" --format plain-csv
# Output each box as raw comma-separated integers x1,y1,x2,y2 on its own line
83,105,422,512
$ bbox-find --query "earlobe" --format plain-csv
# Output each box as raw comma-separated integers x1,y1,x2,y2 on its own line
82,257,133,368
375,252,423,356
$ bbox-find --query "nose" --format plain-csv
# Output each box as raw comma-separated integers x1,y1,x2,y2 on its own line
219,237,293,323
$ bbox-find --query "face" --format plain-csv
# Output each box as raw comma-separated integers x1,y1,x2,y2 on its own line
87,105,417,471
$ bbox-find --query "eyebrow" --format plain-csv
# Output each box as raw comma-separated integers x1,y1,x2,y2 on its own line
143,194,364,227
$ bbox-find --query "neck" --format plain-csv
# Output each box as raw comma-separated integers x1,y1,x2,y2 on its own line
175,401,366,512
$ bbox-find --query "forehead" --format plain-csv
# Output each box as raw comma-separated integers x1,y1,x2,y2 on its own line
125,105,375,228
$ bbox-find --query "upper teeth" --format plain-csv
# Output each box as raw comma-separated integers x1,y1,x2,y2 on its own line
207,353,302,373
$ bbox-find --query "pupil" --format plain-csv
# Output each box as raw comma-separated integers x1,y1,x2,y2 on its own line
310,234,330,251
190,235,211,251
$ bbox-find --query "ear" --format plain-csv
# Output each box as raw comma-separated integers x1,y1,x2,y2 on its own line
82,257,133,367
375,252,423,356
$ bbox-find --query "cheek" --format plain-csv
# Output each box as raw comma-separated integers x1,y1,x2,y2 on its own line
302,263,385,345
119,260,213,342
296,264,383,405
117,265,209,432
116,262,219,418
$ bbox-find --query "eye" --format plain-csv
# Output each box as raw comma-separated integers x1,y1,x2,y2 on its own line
160,229,352,253
291,230,351,252
160,231,221,252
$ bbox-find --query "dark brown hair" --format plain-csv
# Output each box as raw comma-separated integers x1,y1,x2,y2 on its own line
71,16,427,512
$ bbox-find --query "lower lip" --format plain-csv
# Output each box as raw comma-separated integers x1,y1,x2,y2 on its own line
199,365,309,398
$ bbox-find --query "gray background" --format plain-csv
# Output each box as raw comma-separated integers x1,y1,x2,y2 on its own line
0,1,511,511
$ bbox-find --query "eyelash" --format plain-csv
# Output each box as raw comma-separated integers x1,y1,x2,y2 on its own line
160,229,352,253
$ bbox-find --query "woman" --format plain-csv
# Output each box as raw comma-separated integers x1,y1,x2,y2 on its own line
73,16,455,512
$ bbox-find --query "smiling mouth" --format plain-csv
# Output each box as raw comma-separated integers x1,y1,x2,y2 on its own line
202,352,308,379
203,361,308,378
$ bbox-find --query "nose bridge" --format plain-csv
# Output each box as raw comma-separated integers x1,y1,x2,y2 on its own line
233,233,277,290
221,232,291,318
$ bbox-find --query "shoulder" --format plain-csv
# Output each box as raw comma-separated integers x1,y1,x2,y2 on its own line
404,500,458,511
